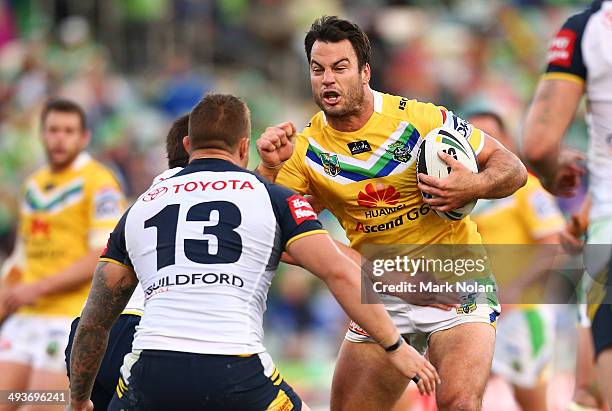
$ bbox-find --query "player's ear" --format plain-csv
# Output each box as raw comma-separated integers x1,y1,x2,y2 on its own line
239,137,250,164
362,63,371,84
183,136,191,154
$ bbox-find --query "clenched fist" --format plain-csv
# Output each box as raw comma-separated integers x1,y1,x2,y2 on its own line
256,122,297,168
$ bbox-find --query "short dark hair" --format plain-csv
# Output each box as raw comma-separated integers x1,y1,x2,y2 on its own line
188,94,250,152
166,114,189,168
41,98,87,130
305,16,371,69
467,110,506,134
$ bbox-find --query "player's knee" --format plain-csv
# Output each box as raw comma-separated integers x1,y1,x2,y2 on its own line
437,390,482,411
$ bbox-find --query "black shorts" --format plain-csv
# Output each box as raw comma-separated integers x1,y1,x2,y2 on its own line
592,303,612,357
108,350,301,411
65,314,141,410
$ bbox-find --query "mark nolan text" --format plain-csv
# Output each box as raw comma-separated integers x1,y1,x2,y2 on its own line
373,281,495,294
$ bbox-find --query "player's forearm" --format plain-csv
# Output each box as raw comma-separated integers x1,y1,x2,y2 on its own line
522,79,584,183
70,262,136,402
289,236,398,347
323,258,399,348
475,148,527,199
282,240,354,268
36,248,102,297
255,163,281,183
522,124,561,187
522,97,562,184
69,320,110,402
332,242,425,303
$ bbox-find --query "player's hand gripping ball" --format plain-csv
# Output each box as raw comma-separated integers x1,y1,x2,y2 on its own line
416,127,479,220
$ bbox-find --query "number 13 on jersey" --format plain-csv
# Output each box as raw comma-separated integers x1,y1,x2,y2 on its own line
144,201,243,270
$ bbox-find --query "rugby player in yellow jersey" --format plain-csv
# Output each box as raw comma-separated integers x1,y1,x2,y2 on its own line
0,99,124,410
255,16,527,411
468,111,564,411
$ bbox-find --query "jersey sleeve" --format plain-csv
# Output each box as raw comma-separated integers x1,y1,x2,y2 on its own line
439,109,486,157
519,182,565,240
100,209,133,268
276,134,311,195
543,11,589,84
87,167,126,249
266,183,327,249
404,100,486,158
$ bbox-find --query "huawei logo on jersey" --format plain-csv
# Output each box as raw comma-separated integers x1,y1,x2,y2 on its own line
143,186,168,202
358,183,401,208
546,28,576,68
30,218,50,237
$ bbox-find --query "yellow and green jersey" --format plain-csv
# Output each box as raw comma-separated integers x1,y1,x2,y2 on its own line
18,152,125,317
277,90,486,252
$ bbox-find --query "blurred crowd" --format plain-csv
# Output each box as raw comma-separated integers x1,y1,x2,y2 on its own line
0,0,593,404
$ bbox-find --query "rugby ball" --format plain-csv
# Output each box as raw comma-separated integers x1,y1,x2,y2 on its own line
416,127,479,221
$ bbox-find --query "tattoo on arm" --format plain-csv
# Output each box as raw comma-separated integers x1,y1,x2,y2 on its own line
533,80,556,127
69,262,137,402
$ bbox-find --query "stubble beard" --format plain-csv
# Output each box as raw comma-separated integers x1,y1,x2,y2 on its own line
315,83,366,119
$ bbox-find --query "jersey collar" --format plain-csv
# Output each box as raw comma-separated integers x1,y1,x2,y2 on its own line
371,87,383,113
175,157,245,176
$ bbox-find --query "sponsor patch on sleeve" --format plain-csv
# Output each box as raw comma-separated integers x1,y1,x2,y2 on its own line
94,188,122,220
101,235,111,256
546,28,576,68
287,194,317,224
443,111,473,139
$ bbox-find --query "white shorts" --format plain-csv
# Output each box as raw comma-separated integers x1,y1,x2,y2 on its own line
345,295,500,354
0,314,72,373
491,306,555,388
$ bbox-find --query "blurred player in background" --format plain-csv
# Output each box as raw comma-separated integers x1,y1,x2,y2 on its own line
469,111,565,411
0,99,124,410
256,16,527,411
68,94,438,411
523,0,612,407
64,113,189,411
